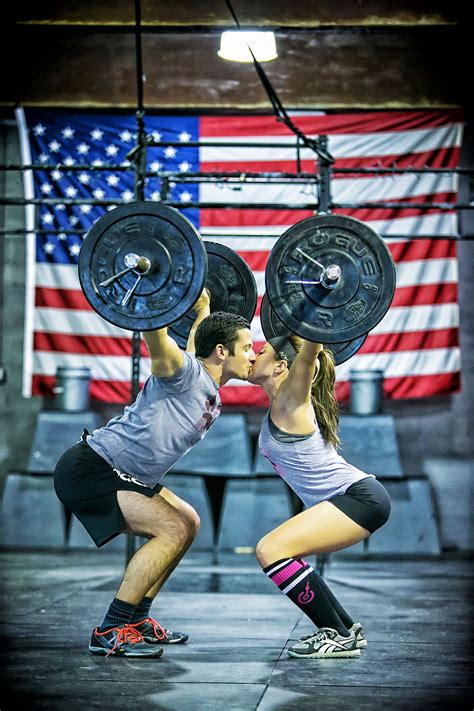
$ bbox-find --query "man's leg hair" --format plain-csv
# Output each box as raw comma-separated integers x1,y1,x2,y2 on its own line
116,489,199,605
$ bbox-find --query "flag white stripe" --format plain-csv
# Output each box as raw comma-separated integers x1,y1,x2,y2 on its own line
200,173,458,206
202,213,459,240
335,346,461,380
199,124,463,162
33,351,152,380
33,302,459,340
250,303,459,340
35,257,458,292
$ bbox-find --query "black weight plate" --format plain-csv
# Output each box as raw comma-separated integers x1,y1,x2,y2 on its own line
260,293,367,366
169,241,258,348
265,214,396,343
78,202,207,331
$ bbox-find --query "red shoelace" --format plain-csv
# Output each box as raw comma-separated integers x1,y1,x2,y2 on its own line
94,624,145,657
132,617,168,641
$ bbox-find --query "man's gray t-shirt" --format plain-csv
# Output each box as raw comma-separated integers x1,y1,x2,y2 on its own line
87,353,221,488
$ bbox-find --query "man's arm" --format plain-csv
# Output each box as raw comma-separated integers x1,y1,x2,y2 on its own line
186,288,211,353
142,328,184,378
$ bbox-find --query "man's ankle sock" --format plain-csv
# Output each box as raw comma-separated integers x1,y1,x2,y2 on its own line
131,596,154,624
99,597,136,631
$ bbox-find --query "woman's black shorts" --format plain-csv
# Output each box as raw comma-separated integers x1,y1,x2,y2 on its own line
329,477,391,533
54,434,162,548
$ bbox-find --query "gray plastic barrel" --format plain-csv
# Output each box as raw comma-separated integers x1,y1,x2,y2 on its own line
54,366,91,411
349,370,384,415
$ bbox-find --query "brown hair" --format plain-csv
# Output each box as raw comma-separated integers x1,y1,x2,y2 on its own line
279,337,340,448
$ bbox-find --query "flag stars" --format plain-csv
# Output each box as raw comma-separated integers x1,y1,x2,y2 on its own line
77,143,90,155
40,183,53,195
69,215,80,226
179,191,193,203
150,161,162,172
63,156,76,166
33,124,46,137
49,140,61,153
121,159,131,167
178,131,192,143
62,127,75,139
51,169,63,181
43,241,56,254
106,144,119,157
93,188,105,199
38,153,49,163
164,146,177,158
150,191,161,201
58,232,67,240
65,186,78,198
150,131,162,143
90,128,104,141
41,212,55,225
119,130,133,143
121,190,134,202
179,161,191,173
69,243,81,257
78,172,90,185
106,174,120,187
92,159,104,167
55,204,66,211
80,204,93,214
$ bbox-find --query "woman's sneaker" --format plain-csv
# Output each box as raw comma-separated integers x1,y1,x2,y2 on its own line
349,622,367,648
298,622,367,649
89,624,163,657
288,628,360,659
132,617,189,644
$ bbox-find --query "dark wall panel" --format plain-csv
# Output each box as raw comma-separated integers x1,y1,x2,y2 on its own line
2,27,466,109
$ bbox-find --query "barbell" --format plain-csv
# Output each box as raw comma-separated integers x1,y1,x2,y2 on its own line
78,203,396,360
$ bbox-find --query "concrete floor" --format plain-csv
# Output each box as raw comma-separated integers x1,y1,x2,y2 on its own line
0,549,472,710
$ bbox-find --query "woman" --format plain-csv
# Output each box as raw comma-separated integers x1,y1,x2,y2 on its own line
249,335,391,659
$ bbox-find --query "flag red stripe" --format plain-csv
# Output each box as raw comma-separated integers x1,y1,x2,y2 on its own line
31,369,461,406
33,331,149,356
201,148,461,173
390,283,457,308
336,372,461,401
200,111,463,137
34,327,458,359
36,287,92,310
361,328,459,354
201,198,457,229
237,240,457,270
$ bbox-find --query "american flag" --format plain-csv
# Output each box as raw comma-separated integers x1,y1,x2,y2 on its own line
16,108,463,407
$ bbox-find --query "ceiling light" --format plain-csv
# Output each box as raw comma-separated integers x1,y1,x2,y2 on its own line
218,31,277,63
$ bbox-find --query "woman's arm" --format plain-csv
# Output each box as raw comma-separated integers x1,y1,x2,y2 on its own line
280,340,323,407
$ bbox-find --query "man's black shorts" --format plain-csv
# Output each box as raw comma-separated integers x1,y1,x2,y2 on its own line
54,436,163,548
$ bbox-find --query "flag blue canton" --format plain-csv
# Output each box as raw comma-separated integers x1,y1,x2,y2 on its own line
27,111,200,265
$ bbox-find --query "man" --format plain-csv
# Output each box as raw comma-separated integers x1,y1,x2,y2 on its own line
54,290,255,657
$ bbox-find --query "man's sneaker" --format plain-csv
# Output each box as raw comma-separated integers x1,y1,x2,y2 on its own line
132,617,189,645
298,621,367,649
349,622,367,648
288,628,360,659
89,625,164,658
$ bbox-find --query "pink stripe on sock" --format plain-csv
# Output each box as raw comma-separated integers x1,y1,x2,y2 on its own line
270,560,306,586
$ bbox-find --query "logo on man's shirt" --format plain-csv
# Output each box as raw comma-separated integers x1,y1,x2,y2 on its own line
195,396,221,436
